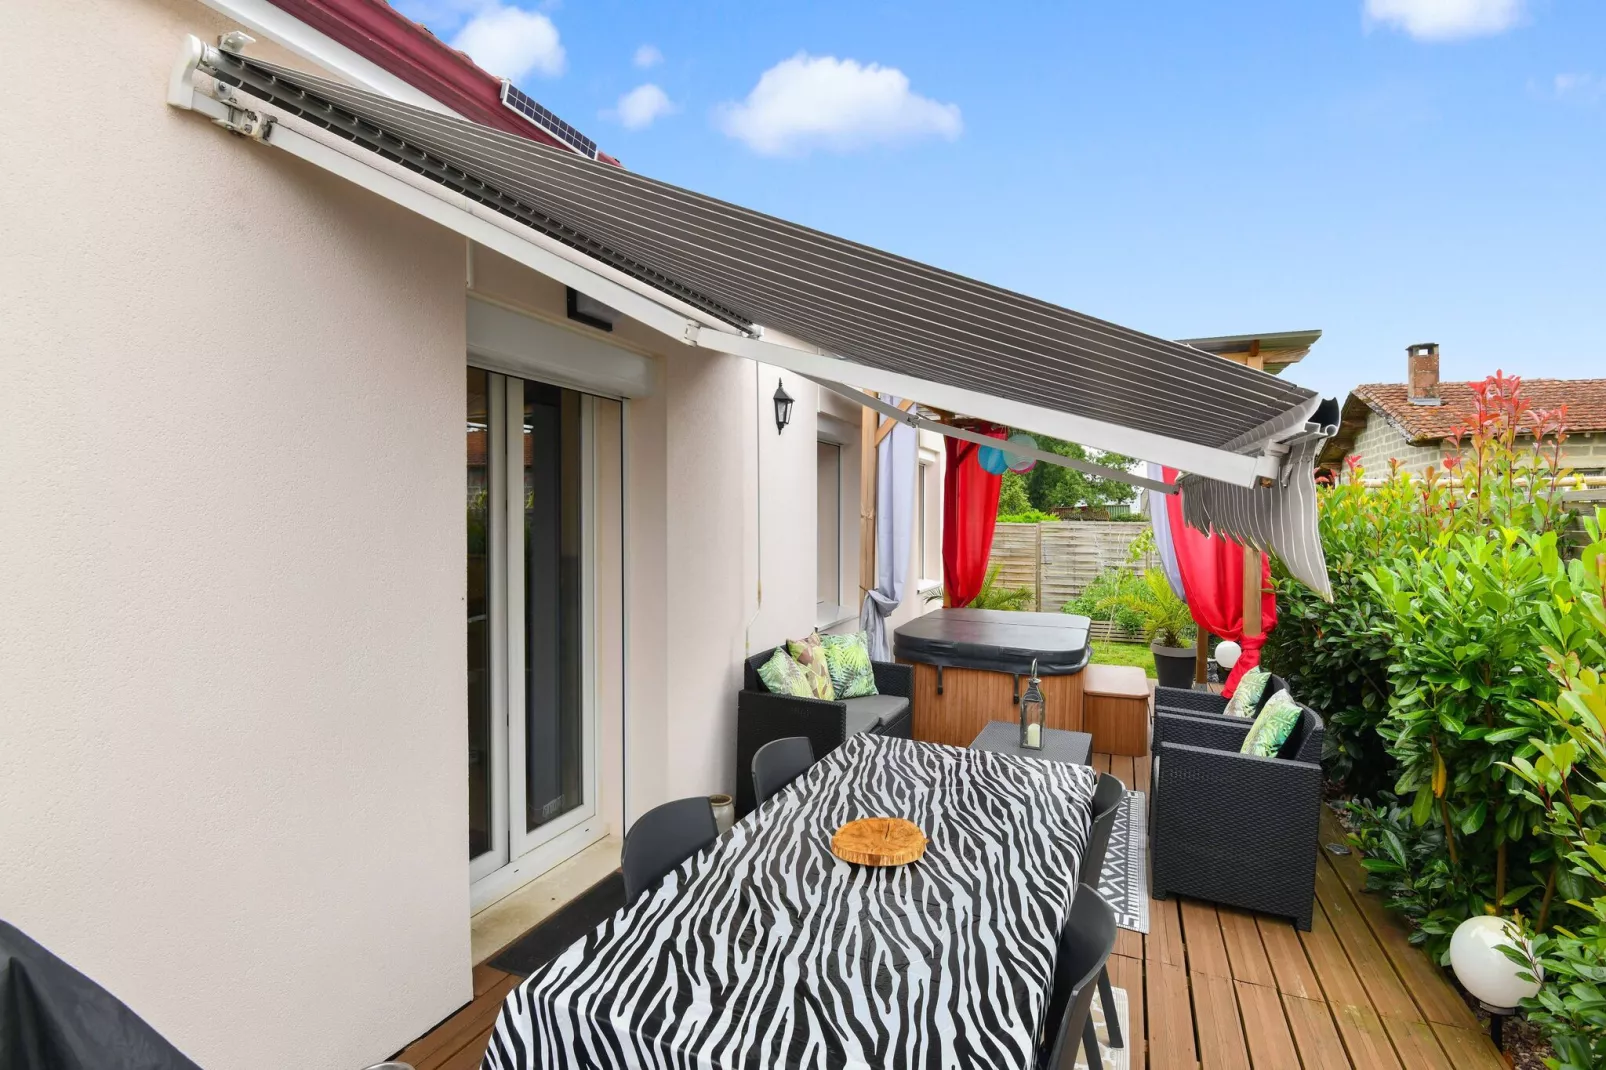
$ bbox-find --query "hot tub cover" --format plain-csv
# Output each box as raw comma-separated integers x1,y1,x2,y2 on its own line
894,608,1092,676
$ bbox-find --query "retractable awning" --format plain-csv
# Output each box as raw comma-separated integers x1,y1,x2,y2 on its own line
167,36,1333,596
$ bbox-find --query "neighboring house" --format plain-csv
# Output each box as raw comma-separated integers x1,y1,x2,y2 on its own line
1318,343,1606,479
1179,328,1323,376
2,2,1328,1068
2,2,944,1067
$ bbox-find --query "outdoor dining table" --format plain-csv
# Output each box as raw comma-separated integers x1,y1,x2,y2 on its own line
481,733,1100,1070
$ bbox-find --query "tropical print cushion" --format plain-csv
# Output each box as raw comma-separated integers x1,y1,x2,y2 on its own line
1222,667,1270,718
786,633,837,701
1240,689,1303,757
822,631,879,699
756,648,813,698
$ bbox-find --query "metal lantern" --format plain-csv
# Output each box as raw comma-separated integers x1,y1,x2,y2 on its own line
773,379,794,434
1019,659,1045,750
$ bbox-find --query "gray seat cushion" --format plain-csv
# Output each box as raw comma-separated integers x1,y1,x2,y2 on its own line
843,694,911,736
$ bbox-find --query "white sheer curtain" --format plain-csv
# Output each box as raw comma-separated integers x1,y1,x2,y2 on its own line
1146,461,1186,601
859,397,917,660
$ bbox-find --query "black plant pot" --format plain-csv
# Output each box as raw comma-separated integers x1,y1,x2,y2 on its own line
1150,642,1195,690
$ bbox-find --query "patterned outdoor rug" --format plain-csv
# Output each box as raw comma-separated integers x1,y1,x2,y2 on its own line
1075,985,1131,1070
1094,790,1150,934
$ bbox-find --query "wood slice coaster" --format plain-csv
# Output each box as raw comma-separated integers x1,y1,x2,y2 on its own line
831,817,927,866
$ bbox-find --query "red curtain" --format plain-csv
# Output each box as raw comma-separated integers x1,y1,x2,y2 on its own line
1162,467,1277,696
942,427,1006,607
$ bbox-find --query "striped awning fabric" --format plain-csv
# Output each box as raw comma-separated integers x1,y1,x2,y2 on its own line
199,49,1320,455
193,47,1334,594
1180,428,1335,599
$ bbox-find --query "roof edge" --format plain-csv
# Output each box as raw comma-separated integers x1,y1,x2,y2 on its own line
263,0,618,163
1316,392,1393,467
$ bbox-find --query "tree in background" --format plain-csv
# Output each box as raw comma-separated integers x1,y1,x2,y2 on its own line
998,471,1032,516
993,435,1137,517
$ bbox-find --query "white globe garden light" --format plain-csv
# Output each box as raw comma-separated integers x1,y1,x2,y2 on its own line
1449,915,1541,1050
1213,640,1242,670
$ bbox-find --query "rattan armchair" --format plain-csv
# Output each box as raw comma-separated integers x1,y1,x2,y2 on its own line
1149,703,1324,930
1153,674,1288,720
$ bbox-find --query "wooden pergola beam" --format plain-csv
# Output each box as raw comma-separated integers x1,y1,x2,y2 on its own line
859,400,877,601
875,398,917,446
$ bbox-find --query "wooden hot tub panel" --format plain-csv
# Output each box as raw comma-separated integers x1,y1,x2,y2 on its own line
905,662,1085,748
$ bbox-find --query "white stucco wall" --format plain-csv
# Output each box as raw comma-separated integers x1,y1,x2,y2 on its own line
656,358,818,800
1,5,950,1065
0,2,470,1066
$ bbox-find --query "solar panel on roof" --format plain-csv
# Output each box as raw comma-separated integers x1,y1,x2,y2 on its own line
499,82,597,159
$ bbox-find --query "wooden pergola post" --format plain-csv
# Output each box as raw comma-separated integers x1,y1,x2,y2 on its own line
1243,543,1262,639
859,402,877,603
859,396,919,603
1240,338,1265,645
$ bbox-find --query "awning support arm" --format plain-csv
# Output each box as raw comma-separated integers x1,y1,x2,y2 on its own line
812,379,1176,495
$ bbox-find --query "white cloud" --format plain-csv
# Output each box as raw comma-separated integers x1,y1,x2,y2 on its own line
1554,73,1605,103
611,84,676,130
391,0,484,24
450,4,565,81
1363,0,1527,40
634,44,663,69
716,53,962,157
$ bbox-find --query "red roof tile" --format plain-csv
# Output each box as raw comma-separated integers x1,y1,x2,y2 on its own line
1353,378,1606,443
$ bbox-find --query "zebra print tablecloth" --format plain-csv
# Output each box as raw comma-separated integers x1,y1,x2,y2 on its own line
483,733,1099,1070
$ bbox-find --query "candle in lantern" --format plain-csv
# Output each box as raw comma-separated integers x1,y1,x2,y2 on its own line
1019,659,1046,750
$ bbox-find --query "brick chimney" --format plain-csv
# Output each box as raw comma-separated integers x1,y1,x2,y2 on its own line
1407,342,1441,406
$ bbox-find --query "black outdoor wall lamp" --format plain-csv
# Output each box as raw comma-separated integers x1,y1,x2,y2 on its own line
773,379,794,434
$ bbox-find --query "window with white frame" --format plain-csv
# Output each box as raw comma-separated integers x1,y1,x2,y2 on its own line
817,441,841,608
917,456,941,588
917,461,929,578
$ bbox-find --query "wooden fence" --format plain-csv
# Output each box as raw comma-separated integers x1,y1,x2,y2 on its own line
987,521,1156,628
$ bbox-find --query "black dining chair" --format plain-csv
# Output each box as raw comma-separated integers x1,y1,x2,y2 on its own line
622,797,718,904
1080,773,1127,1050
1040,886,1118,1070
751,736,815,808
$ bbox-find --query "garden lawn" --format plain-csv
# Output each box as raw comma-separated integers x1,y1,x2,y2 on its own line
1091,640,1154,678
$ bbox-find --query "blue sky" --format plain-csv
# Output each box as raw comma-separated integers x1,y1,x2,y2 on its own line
399,0,1604,402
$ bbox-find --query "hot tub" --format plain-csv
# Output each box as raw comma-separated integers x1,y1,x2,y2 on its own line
892,609,1092,747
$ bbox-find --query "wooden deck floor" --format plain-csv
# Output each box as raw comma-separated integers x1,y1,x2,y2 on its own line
398,752,1508,1070
1095,749,1504,1070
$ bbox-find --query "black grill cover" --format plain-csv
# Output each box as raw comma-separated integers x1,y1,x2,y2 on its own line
893,608,1092,676
0,920,203,1070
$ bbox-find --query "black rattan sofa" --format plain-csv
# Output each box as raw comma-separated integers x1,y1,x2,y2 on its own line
736,649,913,816
1149,702,1325,930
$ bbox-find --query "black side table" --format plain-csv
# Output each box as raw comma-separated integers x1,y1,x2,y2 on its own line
969,720,1093,766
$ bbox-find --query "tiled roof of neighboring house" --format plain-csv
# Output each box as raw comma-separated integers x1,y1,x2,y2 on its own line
1319,378,1606,467
266,0,619,164
1356,380,1606,442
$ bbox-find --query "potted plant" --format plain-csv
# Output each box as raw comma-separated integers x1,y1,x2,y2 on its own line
1092,569,1196,688
925,563,1035,611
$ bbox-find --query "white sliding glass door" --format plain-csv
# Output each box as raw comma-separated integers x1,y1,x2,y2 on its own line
468,368,604,905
